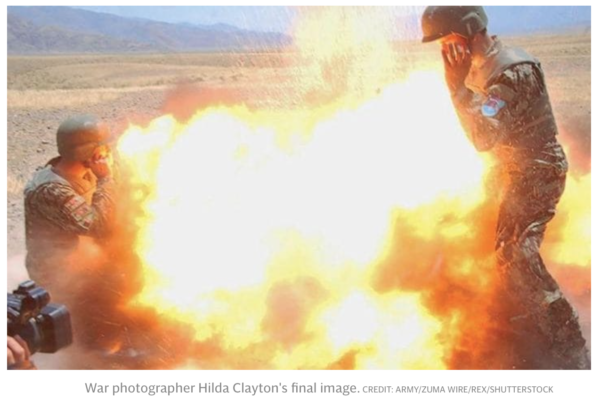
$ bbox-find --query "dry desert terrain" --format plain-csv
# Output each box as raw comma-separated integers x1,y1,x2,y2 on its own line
6,33,591,365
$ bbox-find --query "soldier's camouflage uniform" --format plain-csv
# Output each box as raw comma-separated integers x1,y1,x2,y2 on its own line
449,37,589,369
24,157,115,288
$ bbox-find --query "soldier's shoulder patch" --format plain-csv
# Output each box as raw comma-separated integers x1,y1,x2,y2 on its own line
64,195,86,213
63,195,93,228
73,206,94,229
481,95,506,118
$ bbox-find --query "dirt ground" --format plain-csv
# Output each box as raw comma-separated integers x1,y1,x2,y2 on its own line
6,33,591,361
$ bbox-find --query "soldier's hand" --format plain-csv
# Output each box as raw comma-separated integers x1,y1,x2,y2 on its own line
442,43,472,92
442,41,471,67
7,336,30,367
89,152,113,180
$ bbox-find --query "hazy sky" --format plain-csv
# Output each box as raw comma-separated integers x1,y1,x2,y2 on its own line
75,6,425,33
75,6,590,35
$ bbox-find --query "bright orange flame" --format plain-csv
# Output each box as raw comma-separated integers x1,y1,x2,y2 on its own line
545,173,591,267
117,69,487,368
112,8,589,369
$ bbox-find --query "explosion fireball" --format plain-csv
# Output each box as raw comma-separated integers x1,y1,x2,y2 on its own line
108,8,590,369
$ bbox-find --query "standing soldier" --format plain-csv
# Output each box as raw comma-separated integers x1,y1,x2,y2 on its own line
421,6,589,368
24,115,115,290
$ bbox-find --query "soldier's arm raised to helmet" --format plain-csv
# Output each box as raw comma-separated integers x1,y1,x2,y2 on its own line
28,179,115,236
449,64,542,152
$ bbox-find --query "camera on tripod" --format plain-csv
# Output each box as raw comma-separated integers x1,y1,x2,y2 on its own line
7,280,73,354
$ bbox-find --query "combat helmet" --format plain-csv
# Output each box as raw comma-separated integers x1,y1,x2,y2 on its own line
421,6,488,43
56,115,110,161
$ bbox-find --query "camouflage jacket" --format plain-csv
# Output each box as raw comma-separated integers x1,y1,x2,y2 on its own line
450,38,568,174
24,160,115,272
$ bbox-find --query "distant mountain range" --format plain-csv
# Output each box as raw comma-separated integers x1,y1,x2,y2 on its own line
8,14,160,54
7,6,292,54
7,6,590,55
73,6,591,37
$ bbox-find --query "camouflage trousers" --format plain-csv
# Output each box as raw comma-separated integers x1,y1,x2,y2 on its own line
494,165,590,369
26,248,129,355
